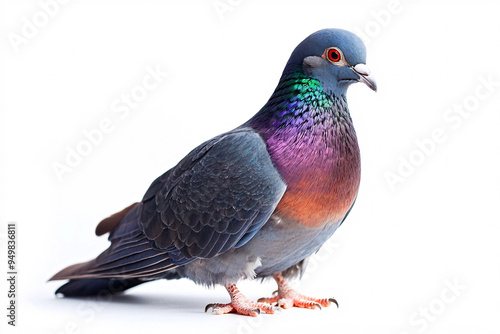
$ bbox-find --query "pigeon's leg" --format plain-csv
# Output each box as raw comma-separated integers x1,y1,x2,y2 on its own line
258,272,338,309
205,284,278,317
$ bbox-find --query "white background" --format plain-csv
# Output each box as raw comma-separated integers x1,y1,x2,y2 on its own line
1,0,500,333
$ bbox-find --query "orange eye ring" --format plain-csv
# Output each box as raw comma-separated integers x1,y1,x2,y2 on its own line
327,49,341,62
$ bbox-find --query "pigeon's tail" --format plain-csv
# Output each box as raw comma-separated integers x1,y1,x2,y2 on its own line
55,277,146,297
50,203,179,297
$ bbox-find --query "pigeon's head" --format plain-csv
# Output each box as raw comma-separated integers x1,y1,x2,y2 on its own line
286,28,377,95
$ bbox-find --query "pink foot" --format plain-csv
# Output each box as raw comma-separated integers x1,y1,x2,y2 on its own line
258,273,338,310
206,284,279,317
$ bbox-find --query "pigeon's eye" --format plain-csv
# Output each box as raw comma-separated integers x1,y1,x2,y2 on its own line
322,47,348,67
327,49,341,62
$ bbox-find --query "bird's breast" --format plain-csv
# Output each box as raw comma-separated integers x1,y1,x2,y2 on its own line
266,120,361,228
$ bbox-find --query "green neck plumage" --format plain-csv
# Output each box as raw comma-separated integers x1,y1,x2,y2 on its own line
250,71,349,130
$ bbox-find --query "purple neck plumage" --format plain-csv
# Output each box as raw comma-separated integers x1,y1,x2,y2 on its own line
248,72,360,181
247,71,361,226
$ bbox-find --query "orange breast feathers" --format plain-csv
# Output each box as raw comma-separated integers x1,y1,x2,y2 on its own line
274,170,360,228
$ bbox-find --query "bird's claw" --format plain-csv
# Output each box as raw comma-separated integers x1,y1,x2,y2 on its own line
274,297,323,310
258,274,339,311
205,303,216,313
258,291,339,310
205,303,235,315
205,299,276,316
329,297,339,308
257,295,280,305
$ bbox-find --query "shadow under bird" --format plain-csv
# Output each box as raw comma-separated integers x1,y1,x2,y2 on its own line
50,28,376,316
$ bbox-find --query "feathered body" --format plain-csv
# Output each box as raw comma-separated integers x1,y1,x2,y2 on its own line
178,71,361,285
51,29,375,315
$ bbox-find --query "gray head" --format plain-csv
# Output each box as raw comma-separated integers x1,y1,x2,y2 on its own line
285,28,377,95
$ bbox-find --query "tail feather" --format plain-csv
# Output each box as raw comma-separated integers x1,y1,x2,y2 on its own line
50,260,96,281
50,203,179,297
95,202,138,236
55,277,145,297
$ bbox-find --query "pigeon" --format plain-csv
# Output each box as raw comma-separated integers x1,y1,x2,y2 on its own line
50,28,376,317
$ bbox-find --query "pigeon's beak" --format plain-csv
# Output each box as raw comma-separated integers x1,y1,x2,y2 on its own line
351,63,377,92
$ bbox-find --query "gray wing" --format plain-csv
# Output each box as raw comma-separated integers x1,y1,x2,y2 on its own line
139,127,286,263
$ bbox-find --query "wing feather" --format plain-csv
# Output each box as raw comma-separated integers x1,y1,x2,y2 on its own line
139,128,286,262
